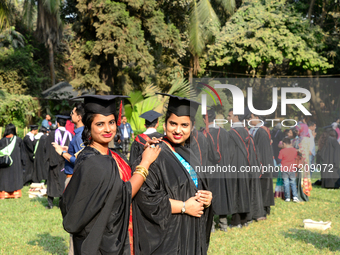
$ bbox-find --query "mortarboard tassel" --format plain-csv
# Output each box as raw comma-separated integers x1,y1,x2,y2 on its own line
117,100,123,126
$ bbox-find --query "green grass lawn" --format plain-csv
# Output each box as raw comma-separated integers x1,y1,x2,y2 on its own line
0,179,339,255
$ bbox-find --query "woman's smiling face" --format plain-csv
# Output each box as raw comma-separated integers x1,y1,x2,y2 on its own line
165,113,192,145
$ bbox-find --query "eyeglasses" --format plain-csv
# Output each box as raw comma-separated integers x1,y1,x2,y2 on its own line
70,110,74,116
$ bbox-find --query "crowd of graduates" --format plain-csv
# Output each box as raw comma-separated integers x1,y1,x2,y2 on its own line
0,94,339,255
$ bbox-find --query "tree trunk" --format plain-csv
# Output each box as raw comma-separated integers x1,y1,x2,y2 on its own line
308,70,325,127
308,0,316,23
189,57,193,85
48,41,55,86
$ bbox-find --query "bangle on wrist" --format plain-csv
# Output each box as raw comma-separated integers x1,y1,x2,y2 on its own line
133,165,149,181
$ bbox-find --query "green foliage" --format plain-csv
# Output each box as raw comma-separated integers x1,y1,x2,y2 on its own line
0,26,24,48
0,90,40,127
208,0,333,75
0,43,48,95
70,0,183,94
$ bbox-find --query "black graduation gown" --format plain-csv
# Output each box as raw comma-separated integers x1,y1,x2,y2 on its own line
227,127,264,219
0,136,25,192
22,134,36,184
33,135,48,182
129,131,163,165
46,129,72,197
190,129,208,166
270,128,284,163
204,126,233,215
132,140,213,255
253,128,275,208
317,136,340,189
60,147,132,255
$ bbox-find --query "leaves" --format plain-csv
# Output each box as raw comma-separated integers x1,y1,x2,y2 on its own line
208,0,333,74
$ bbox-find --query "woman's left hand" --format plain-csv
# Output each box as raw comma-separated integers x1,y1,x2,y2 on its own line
196,190,212,208
143,137,162,150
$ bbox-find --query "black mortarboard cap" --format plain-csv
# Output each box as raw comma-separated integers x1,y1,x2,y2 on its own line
55,115,71,120
156,93,200,117
139,110,162,122
29,125,38,131
72,95,129,115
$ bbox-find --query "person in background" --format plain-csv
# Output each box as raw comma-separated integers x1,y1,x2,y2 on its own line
277,138,299,202
249,113,275,219
46,115,73,209
129,110,163,165
119,115,134,157
0,124,26,199
317,128,340,189
271,123,284,165
307,121,316,178
23,125,38,185
42,114,51,129
32,126,49,183
331,117,340,143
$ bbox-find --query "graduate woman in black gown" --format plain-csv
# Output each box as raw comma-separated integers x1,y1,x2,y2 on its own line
133,94,213,255
60,95,161,255
0,124,25,199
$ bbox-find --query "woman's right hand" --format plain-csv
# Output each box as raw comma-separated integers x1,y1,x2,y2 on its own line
140,145,161,169
185,194,204,217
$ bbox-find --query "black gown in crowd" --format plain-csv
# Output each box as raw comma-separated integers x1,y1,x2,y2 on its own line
190,128,208,166
204,126,234,216
317,136,340,189
46,129,72,197
129,131,163,165
132,139,213,255
252,127,275,214
270,128,284,163
227,127,264,219
22,134,36,184
33,134,49,182
0,136,25,192
60,147,132,255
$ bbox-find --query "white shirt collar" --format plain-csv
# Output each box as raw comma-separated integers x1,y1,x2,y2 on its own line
58,127,66,131
144,128,157,135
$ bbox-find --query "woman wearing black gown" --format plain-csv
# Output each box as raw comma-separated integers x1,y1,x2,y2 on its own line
60,95,161,255
133,94,213,255
0,124,25,199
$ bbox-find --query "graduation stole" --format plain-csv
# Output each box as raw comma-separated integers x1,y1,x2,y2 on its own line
108,149,131,182
162,139,198,187
192,130,203,165
55,129,72,146
134,134,150,146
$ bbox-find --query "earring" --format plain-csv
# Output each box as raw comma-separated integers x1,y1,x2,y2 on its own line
89,136,92,140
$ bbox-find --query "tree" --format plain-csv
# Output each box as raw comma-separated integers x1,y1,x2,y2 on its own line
208,0,332,76
69,0,183,94
188,0,235,77
23,0,63,86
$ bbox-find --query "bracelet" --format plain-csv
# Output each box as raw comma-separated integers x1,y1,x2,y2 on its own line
133,170,147,181
133,165,149,181
136,165,149,176
61,151,67,157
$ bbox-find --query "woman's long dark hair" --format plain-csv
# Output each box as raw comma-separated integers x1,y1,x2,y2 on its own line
82,113,119,146
318,128,337,151
3,123,16,137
